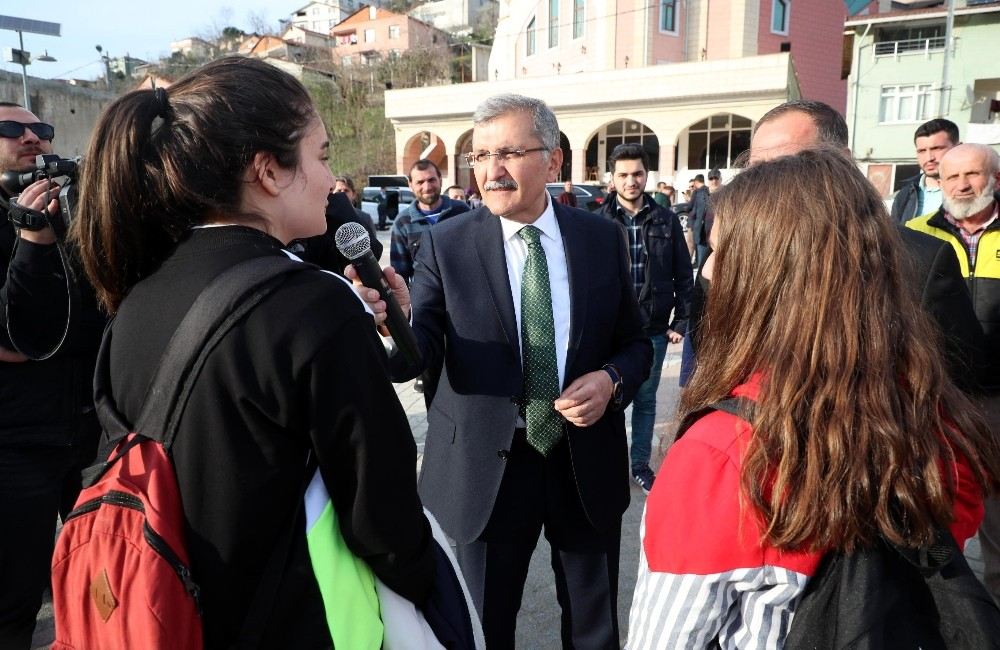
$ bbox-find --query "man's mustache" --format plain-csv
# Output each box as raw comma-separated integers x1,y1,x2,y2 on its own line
483,179,518,191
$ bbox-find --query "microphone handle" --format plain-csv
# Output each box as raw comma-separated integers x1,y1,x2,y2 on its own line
350,253,422,367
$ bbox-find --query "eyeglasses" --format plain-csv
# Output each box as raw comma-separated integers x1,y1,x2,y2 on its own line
464,147,548,167
0,121,55,141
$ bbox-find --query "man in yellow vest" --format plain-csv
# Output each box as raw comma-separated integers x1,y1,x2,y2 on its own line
907,142,1000,602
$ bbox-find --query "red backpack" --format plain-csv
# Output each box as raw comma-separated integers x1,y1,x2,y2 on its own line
50,257,305,649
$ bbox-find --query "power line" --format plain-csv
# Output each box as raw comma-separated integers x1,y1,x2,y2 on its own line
51,58,104,80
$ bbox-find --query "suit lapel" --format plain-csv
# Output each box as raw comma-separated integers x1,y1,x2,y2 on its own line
473,209,521,361
555,203,589,381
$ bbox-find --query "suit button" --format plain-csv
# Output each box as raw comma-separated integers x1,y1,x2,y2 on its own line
497,450,510,461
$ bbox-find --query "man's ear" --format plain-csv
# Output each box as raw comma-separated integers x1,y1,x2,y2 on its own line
249,151,282,198
546,147,564,183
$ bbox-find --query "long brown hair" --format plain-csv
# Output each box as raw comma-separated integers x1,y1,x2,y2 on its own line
71,57,315,312
681,148,1000,552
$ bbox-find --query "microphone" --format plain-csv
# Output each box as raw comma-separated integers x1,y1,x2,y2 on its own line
334,222,422,366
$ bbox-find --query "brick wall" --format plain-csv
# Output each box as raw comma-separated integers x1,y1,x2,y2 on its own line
758,0,847,111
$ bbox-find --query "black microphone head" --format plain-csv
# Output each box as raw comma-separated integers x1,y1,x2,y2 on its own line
334,221,371,260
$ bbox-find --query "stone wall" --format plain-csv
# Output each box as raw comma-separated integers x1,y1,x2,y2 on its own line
0,69,115,158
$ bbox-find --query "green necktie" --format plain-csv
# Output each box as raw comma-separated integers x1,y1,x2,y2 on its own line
518,225,563,456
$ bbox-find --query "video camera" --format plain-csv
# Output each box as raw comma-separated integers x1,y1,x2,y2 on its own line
0,154,81,231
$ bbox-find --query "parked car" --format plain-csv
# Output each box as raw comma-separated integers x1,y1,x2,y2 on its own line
545,183,608,211
360,186,414,224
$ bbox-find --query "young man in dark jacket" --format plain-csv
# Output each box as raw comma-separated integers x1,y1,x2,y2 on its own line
890,119,959,223
597,144,693,492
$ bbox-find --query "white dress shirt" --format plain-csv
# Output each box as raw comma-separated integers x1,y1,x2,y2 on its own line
498,194,571,391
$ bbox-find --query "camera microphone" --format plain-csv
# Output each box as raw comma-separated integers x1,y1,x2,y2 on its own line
334,222,421,366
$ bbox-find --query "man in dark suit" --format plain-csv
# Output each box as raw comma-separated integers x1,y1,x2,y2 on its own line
351,94,652,648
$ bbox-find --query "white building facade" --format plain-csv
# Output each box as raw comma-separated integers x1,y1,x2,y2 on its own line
385,53,800,191
410,0,497,33
288,1,360,34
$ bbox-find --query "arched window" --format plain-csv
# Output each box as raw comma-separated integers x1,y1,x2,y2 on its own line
603,119,660,171
686,114,752,170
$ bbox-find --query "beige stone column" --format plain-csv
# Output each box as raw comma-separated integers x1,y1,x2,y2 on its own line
660,144,676,181
395,132,408,176
571,147,586,184
445,148,456,188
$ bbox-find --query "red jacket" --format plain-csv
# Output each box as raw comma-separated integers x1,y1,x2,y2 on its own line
627,375,984,649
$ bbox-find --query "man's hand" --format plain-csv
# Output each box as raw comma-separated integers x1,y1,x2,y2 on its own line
554,370,613,427
667,329,682,344
344,264,411,336
0,345,28,363
13,178,58,245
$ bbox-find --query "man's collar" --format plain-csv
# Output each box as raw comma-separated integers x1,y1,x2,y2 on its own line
919,175,942,192
499,192,558,243
416,197,445,214
614,194,651,220
944,202,1000,233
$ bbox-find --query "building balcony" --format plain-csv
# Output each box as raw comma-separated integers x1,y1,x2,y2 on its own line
874,36,946,58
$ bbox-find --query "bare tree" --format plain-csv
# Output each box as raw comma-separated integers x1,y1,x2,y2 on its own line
247,10,281,36
198,6,236,44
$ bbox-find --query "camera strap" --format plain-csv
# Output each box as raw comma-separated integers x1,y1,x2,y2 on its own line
3,183,77,361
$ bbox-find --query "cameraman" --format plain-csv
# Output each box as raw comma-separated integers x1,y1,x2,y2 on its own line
0,102,104,648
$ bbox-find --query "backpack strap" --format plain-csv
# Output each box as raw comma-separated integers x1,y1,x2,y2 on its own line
676,396,757,441
135,255,307,448
90,254,317,648
88,255,308,481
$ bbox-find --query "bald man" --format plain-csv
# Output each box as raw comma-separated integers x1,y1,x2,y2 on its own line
906,144,1000,370
906,143,1000,602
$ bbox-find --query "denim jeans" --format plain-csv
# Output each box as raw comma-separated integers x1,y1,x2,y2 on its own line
630,334,668,472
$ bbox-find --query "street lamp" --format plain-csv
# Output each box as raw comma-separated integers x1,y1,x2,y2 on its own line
0,15,61,113
95,44,112,90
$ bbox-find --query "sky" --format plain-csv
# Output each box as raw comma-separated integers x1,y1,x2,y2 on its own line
1,1,299,81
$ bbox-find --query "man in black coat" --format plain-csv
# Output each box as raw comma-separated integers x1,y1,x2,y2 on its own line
352,94,651,649
689,174,711,267
0,102,105,648
748,100,984,391
596,143,693,494
288,189,382,274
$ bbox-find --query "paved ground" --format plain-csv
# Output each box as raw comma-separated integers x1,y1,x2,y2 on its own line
30,226,987,647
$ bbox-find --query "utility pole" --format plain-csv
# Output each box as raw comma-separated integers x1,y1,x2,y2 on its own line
939,0,955,117
96,44,112,91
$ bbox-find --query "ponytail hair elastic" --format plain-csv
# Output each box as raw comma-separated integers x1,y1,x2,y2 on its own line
153,87,170,119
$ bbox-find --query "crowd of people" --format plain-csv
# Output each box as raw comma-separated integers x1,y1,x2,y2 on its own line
1,55,999,649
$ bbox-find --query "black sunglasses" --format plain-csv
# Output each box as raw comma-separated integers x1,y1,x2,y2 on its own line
0,121,55,141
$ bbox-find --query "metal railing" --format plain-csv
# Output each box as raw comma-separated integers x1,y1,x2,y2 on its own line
874,36,947,57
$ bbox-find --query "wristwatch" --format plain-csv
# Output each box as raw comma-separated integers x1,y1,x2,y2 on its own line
602,363,624,409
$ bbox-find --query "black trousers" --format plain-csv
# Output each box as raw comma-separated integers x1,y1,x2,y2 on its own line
455,432,621,650
0,423,99,650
